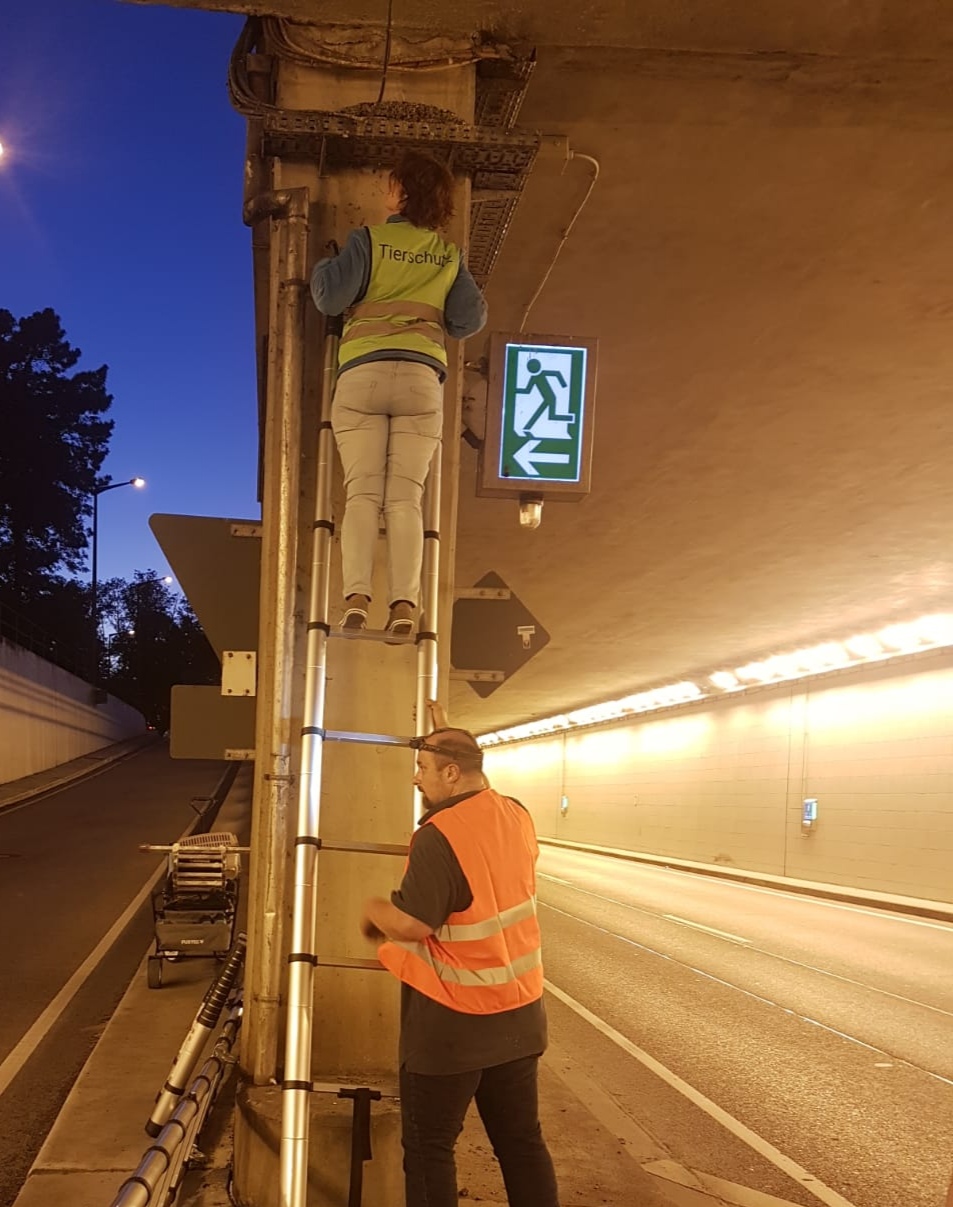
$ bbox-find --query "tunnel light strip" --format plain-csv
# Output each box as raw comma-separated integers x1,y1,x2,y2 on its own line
477,612,953,747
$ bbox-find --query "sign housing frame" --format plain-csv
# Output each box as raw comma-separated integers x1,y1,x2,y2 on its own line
477,331,598,501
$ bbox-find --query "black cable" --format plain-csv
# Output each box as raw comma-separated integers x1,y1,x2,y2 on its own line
376,0,395,105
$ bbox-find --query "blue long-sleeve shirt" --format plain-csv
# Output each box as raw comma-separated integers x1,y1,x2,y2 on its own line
310,215,488,376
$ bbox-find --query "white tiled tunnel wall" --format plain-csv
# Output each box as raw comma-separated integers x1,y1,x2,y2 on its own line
482,650,953,903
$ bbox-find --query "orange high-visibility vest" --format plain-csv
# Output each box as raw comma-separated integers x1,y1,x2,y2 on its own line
378,789,544,1015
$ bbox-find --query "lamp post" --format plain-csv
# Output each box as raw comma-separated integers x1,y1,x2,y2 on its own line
91,477,145,679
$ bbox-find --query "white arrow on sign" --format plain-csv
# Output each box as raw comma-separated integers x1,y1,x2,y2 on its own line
513,439,572,477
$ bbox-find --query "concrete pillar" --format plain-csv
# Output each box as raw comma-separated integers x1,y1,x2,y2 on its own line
233,27,476,1207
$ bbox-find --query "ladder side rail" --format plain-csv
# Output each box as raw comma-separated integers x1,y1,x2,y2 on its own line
415,446,442,823
279,310,341,1207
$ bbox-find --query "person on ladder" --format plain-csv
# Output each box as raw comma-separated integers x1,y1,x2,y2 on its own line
311,150,487,635
360,723,560,1207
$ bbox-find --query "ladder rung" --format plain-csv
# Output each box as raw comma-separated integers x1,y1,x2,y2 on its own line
329,627,415,644
317,956,385,971
320,840,408,856
324,729,415,747
450,669,505,683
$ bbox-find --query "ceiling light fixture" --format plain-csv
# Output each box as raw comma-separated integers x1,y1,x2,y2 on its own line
477,611,953,748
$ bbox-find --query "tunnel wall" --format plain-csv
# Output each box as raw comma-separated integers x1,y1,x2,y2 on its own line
0,638,146,786
483,649,953,903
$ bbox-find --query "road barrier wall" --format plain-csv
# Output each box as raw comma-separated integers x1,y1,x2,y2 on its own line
0,637,145,785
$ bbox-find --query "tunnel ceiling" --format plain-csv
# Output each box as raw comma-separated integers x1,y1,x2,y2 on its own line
134,2,953,732
134,1,953,58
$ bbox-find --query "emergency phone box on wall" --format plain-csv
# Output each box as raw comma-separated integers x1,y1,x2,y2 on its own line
477,331,598,501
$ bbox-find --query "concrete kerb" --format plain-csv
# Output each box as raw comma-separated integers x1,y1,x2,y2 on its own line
0,733,158,814
540,836,953,924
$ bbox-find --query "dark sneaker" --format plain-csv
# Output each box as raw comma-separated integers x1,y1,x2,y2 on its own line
342,595,370,630
385,600,416,636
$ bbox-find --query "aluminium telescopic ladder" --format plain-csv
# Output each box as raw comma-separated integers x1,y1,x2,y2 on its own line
278,310,443,1207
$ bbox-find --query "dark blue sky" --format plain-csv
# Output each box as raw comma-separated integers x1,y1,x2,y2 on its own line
1,0,256,585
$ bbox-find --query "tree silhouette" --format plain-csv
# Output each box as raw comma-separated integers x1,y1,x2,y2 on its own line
101,571,220,728
0,308,113,605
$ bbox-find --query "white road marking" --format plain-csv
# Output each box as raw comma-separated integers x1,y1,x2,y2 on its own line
663,914,750,944
544,977,862,1207
538,870,953,1019
546,1044,811,1207
540,900,953,1086
0,814,197,1099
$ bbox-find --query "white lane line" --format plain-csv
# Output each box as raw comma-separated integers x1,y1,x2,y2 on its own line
0,815,196,1099
654,866,953,933
664,914,751,944
538,872,953,1019
540,900,953,1086
544,978,861,1207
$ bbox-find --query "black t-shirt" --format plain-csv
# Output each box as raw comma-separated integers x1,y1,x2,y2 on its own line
391,790,548,1075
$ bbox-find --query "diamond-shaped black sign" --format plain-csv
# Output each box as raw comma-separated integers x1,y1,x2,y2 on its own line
451,572,550,698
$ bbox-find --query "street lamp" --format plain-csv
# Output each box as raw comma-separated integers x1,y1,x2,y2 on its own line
90,477,145,678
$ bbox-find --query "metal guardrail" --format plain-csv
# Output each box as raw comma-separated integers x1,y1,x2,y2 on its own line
146,935,246,1136
0,601,88,680
109,992,243,1207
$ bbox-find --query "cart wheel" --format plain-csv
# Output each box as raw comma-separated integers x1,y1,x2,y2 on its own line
147,957,163,989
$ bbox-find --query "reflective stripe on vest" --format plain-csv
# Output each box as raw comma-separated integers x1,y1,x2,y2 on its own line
387,937,542,987
378,790,544,1015
339,222,459,370
433,894,538,943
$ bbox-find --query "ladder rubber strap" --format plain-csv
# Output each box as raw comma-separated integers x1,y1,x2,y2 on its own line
423,529,439,540
416,630,438,644
313,519,334,532
302,725,326,736
319,419,333,431
163,1118,188,1140
307,622,331,634
283,1080,313,1092
288,952,318,965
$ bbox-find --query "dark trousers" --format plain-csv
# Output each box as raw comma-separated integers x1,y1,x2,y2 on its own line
399,1054,559,1207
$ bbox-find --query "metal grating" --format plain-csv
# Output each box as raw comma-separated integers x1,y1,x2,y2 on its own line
261,107,539,284
475,54,537,129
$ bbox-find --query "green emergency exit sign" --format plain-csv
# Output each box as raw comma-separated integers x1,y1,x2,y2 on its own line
479,332,597,501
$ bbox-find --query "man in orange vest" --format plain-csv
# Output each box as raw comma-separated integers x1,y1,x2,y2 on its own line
360,727,560,1207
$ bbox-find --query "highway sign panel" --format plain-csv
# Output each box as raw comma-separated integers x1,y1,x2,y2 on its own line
451,572,549,698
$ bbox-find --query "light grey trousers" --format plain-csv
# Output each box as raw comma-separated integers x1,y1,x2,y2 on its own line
331,359,444,607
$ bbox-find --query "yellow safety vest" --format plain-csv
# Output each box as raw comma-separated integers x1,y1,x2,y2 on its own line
378,790,544,1015
339,221,460,371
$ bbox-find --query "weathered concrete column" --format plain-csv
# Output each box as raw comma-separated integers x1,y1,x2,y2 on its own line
233,25,476,1207
240,183,310,1089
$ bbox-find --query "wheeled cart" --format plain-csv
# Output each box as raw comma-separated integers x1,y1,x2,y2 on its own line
140,832,241,989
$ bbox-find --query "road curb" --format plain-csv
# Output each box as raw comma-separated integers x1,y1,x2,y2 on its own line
0,734,157,815
539,836,953,924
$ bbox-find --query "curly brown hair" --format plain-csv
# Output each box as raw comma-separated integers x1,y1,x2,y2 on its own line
391,150,455,231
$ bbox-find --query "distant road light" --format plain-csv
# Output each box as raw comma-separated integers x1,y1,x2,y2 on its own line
0,141,5,159
132,477,146,488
